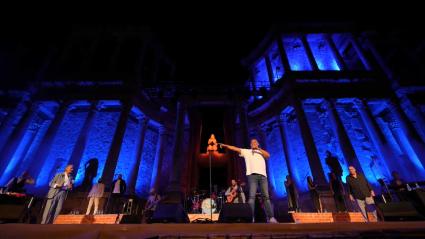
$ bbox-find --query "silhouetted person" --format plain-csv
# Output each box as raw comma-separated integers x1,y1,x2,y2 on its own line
329,172,346,212
108,174,126,213
5,171,35,193
307,176,322,212
81,158,98,191
346,166,377,221
325,150,343,181
390,171,407,201
284,175,298,212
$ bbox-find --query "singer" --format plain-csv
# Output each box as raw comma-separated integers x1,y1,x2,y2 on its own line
218,139,277,223
41,164,74,224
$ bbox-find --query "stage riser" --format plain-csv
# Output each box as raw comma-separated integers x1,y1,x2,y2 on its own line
53,214,123,224
291,212,377,223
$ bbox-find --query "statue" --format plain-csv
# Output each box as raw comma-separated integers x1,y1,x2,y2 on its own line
207,134,218,152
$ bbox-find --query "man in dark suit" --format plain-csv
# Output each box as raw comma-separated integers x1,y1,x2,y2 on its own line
108,174,126,213
41,164,74,224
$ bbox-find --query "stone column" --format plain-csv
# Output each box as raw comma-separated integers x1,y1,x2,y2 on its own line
167,101,187,191
128,116,149,195
386,100,425,171
151,125,168,190
353,99,395,173
291,98,326,185
102,101,132,185
0,102,40,177
0,100,29,153
325,34,347,71
29,101,71,179
68,101,99,171
398,94,425,144
324,99,362,171
350,36,372,70
300,34,319,71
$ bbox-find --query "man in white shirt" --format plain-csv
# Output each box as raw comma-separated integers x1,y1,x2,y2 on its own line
219,139,278,223
108,174,126,213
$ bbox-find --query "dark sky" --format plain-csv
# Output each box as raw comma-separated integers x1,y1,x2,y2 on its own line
152,20,272,84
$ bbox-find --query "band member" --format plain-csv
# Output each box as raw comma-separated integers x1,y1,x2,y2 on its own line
346,166,377,221
390,171,407,201
284,175,299,212
5,171,35,193
307,176,322,212
219,139,278,223
325,150,343,181
85,178,105,215
142,188,161,223
41,164,74,224
329,172,346,212
225,179,246,203
108,174,126,213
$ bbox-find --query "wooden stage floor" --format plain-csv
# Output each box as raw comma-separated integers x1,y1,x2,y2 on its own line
1,222,425,239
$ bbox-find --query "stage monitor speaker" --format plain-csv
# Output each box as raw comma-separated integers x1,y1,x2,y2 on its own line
218,203,252,223
151,203,189,223
120,214,142,224
377,202,424,221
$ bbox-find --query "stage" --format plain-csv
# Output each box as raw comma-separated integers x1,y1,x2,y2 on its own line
1,222,425,238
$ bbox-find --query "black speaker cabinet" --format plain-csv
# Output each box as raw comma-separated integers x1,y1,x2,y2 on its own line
377,202,424,221
218,203,252,223
151,203,189,223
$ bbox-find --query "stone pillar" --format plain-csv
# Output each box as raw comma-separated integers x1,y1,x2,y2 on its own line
0,101,29,153
68,101,99,171
386,100,425,170
0,102,40,177
353,99,395,173
398,94,425,144
350,36,372,70
29,101,70,179
127,116,149,195
102,101,132,185
277,115,294,178
276,34,292,73
168,101,187,190
324,99,362,171
291,98,326,185
151,125,168,190
300,34,319,71
325,34,347,71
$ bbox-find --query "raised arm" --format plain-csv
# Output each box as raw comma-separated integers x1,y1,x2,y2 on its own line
258,148,270,160
219,143,241,154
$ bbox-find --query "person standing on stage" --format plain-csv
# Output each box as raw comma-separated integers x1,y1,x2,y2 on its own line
85,178,105,215
41,164,74,224
225,179,246,203
108,174,126,213
346,166,377,221
219,139,278,223
284,175,299,212
329,172,346,212
307,176,322,212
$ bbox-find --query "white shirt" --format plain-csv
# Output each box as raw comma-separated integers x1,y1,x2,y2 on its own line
240,148,267,177
63,173,70,187
113,180,121,194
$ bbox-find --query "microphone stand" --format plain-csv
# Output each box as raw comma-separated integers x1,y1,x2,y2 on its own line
208,149,213,222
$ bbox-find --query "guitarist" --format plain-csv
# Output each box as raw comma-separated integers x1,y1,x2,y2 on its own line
225,179,245,203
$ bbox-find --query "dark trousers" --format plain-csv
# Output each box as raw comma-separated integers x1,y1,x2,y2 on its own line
41,190,67,224
108,193,124,213
310,190,321,212
333,193,346,212
247,174,274,219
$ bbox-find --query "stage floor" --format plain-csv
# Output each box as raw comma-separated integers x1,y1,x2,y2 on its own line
1,222,425,239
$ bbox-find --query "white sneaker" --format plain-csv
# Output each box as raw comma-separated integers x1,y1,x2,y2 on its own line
268,217,278,223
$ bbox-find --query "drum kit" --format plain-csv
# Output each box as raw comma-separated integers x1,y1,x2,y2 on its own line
187,190,225,214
